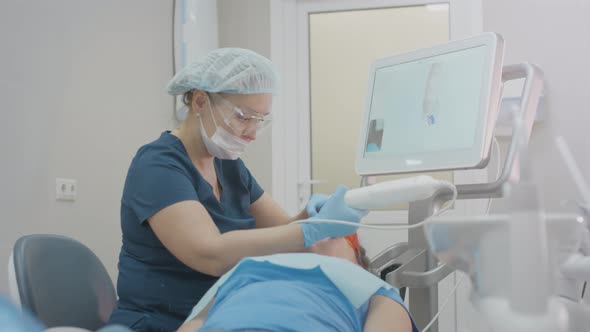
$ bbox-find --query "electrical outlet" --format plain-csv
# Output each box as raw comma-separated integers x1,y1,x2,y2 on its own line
56,178,77,201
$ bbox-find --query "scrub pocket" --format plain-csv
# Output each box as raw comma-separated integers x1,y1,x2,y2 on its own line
108,308,148,329
110,308,187,331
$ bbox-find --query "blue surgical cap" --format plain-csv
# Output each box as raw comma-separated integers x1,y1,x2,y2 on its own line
167,48,280,95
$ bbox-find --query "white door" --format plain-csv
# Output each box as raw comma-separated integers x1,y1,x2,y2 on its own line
270,1,489,331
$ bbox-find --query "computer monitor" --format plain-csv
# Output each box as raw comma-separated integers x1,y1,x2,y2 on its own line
356,33,505,176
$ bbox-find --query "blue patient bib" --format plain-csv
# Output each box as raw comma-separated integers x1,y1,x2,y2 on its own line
186,253,400,321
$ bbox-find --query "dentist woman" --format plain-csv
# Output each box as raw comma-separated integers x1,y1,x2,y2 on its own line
108,48,366,331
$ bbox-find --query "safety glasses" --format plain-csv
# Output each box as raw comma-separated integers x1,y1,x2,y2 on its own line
209,93,272,135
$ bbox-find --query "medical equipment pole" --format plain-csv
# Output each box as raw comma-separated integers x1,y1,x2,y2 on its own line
406,196,449,332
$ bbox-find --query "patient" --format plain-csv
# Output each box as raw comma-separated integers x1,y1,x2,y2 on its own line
178,234,418,332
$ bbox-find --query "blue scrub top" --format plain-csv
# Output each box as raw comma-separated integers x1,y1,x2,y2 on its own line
109,131,264,331
198,260,418,332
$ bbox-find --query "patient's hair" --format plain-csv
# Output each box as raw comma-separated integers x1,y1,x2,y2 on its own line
357,246,370,269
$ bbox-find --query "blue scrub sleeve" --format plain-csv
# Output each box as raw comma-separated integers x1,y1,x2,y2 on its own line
237,159,264,204
126,159,199,224
374,287,404,304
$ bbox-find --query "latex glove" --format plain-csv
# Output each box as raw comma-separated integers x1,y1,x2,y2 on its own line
301,185,368,247
305,193,330,217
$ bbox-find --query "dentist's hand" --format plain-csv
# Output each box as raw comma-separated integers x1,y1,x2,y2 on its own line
305,193,329,217
300,185,368,247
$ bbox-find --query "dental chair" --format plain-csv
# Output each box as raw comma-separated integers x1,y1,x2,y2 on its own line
7,234,124,332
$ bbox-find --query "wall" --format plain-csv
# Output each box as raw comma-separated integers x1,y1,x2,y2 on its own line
217,0,273,195
0,0,174,293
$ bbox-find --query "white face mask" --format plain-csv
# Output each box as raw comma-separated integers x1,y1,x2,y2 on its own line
199,99,250,160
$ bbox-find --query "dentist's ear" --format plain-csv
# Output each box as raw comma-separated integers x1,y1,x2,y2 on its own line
190,90,209,114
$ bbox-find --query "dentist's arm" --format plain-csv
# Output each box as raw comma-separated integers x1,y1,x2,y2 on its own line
149,186,364,276
148,200,305,277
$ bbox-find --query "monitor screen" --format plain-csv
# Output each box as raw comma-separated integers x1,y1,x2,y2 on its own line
357,33,504,175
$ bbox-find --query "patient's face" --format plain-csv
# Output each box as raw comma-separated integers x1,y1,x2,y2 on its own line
306,237,360,266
